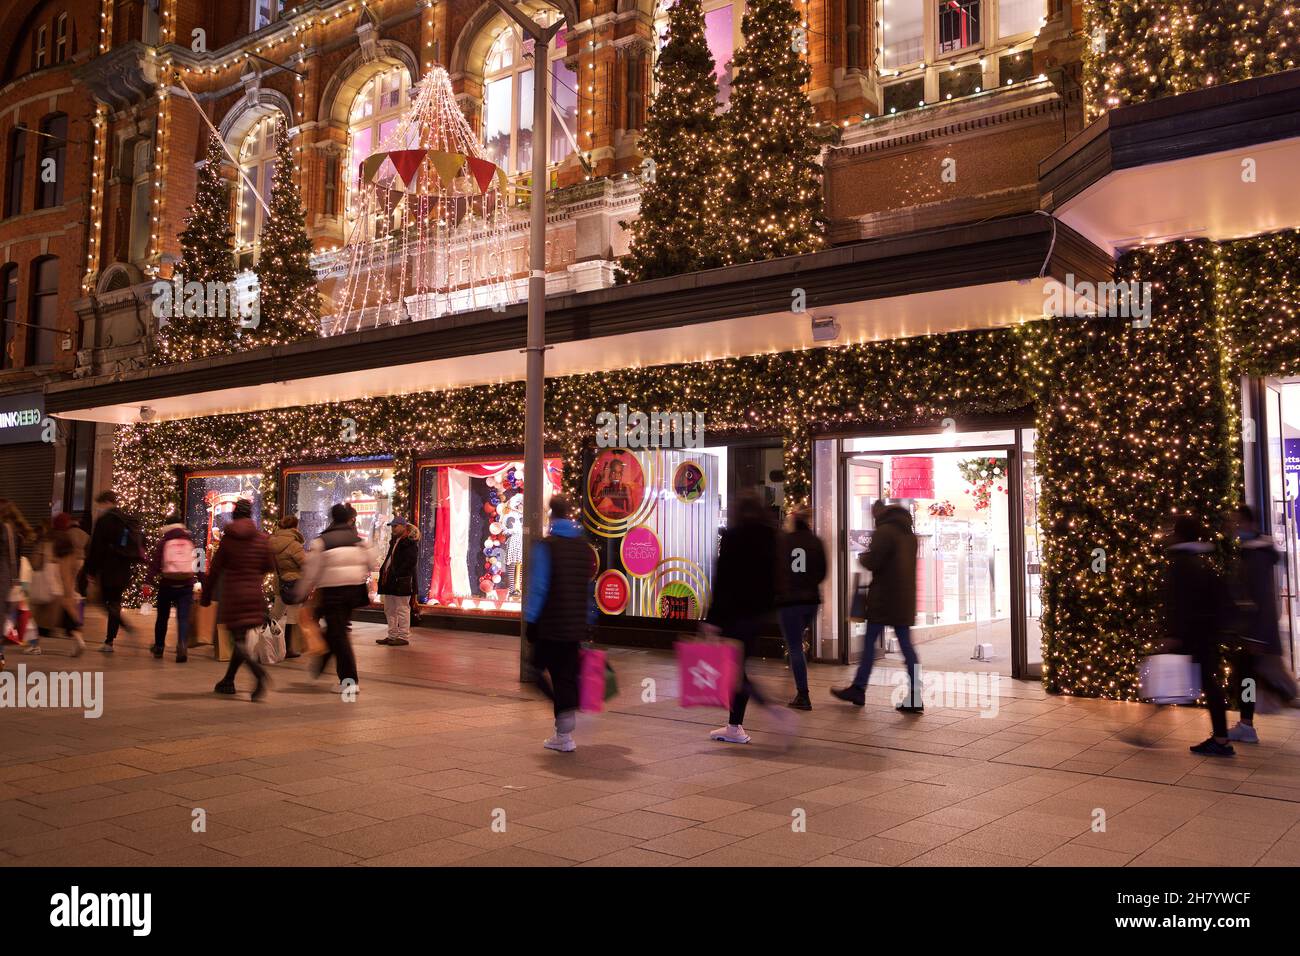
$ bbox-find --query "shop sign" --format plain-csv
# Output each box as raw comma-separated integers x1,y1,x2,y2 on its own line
0,392,47,445
595,570,630,615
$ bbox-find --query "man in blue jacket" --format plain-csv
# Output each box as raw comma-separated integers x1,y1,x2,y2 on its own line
524,496,593,753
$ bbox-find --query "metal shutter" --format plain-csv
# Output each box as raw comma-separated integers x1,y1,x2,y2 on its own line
0,442,55,527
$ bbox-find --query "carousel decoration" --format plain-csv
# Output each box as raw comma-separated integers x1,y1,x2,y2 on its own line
331,66,519,333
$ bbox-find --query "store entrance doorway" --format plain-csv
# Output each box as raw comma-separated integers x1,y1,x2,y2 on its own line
819,427,1041,681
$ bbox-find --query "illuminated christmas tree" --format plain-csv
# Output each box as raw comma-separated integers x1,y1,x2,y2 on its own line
156,134,237,364
618,0,728,282
250,121,321,347
723,0,825,263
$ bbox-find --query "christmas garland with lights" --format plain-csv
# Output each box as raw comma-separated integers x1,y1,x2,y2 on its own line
113,226,1300,698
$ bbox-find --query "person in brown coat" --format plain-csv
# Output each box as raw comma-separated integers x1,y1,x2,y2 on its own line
202,499,275,700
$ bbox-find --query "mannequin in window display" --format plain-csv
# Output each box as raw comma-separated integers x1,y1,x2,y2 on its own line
504,494,525,598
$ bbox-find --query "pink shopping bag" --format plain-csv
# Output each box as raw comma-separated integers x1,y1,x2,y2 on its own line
578,646,608,713
676,638,742,708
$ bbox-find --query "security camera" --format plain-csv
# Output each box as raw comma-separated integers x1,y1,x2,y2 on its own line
139,406,157,422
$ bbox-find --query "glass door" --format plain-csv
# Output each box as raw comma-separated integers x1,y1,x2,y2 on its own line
839,438,1018,676
1266,382,1299,673
842,457,882,664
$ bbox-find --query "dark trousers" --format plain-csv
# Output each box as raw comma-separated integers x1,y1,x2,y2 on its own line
854,621,921,706
532,638,580,720
154,583,193,653
102,585,126,644
315,589,358,683
778,604,816,695
220,626,267,687
727,616,769,726
1198,655,1229,738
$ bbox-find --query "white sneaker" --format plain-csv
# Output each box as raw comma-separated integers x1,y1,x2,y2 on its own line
100,643,114,654
72,634,85,657
543,733,576,753
1227,721,1259,743
331,681,360,694
710,724,751,744
22,644,41,655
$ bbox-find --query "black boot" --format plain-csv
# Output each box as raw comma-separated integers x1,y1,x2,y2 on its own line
788,692,812,711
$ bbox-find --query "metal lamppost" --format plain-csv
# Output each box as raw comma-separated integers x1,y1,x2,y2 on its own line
486,0,572,678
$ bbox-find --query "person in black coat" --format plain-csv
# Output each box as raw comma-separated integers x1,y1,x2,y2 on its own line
778,506,827,710
704,490,786,745
833,500,923,712
84,490,143,652
1165,515,1234,757
1225,505,1296,743
376,517,419,647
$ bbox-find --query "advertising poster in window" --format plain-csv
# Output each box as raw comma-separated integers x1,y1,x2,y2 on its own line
182,470,265,571
282,460,395,600
415,457,563,613
584,448,721,620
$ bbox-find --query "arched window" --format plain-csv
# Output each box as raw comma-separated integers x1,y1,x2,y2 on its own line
1,263,16,370
5,127,25,217
345,65,410,238
481,16,578,174
37,113,67,209
236,113,280,255
27,256,58,367
654,0,743,105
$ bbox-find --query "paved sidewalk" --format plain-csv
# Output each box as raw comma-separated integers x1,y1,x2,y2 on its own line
2,608,1299,867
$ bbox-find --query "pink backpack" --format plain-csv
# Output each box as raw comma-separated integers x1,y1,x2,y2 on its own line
161,536,195,577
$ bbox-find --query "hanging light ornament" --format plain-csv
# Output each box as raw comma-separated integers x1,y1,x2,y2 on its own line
332,65,517,334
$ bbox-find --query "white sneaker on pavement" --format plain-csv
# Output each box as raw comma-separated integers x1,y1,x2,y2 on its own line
72,633,85,657
543,733,576,752
709,724,751,744
22,644,41,655
1227,721,1259,743
331,681,360,694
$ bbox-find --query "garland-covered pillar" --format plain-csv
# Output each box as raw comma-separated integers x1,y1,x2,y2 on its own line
1030,242,1240,697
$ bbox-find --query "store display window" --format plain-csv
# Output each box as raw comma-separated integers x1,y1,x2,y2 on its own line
182,469,265,572
282,459,396,600
414,457,563,613
583,446,732,620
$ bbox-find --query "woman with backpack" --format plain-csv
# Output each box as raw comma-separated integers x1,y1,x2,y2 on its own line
269,515,306,659
25,520,84,656
147,513,198,662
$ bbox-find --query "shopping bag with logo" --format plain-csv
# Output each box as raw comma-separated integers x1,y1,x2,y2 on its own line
1138,653,1201,705
578,645,608,713
190,599,216,647
675,638,742,708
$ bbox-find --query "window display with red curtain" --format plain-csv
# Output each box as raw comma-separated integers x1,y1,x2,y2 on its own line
414,457,563,613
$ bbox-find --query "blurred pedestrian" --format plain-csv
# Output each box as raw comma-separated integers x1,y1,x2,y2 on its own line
147,513,197,662
524,496,594,752
203,500,274,701
704,490,785,744
833,499,923,712
376,516,418,647
778,505,826,711
26,520,84,656
84,490,144,653
269,515,306,659
1165,514,1234,756
1226,505,1297,743
295,502,377,694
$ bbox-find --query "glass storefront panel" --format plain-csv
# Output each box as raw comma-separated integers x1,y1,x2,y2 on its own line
842,448,1012,673
182,470,265,573
282,460,395,601
584,446,729,621
1021,428,1044,673
414,457,563,613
